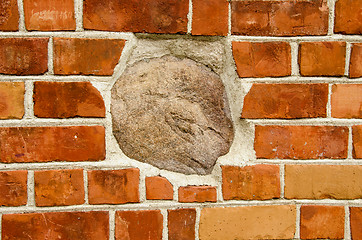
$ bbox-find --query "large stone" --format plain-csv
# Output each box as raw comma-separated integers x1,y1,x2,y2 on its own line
111,56,233,175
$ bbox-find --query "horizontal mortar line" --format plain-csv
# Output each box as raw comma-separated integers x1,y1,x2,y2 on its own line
0,75,113,82
252,159,362,165
245,118,362,126
0,118,106,126
229,35,362,42
0,200,361,214
0,31,134,39
237,76,362,83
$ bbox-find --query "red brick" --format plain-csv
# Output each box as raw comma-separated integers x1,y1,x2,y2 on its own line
168,209,196,240
285,165,362,199
299,42,346,76
0,126,105,163
115,210,163,240
178,186,217,203
0,171,27,206
2,211,109,240
34,82,105,118
350,207,362,240
0,0,19,31
300,205,344,239
0,38,48,75
231,0,328,36
0,82,24,119
88,168,139,204
192,0,228,36
350,43,362,78
84,0,188,34
53,38,125,76
335,0,362,35
353,125,362,159
232,42,291,78
255,125,348,159
34,169,84,207
222,165,280,200
242,84,328,119
331,84,362,118
146,176,173,200
23,0,76,31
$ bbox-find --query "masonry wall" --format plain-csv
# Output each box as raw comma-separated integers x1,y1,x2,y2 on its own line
0,0,361,239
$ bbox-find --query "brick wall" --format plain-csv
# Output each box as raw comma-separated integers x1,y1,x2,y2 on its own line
0,0,361,239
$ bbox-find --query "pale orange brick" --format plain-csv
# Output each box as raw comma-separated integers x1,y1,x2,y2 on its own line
334,0,362,35
0,82,24,119
146,176,173,200
331,84,362,118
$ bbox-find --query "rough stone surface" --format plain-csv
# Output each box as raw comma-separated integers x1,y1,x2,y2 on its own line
0,0,19,31
111,56,233,175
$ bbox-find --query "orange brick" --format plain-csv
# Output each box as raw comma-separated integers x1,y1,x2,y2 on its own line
232,42,291,77
0,126,105,163
299,42,346,76
0,38,48,75
115,210,163,240
350,207,362,240
334,0,362,35
84,0,188,34
0,171,27,206
349,43,362,78
222,165,280,200
255,125,348,159
231,0,328,36
331,84,362,118
88,169,139,204
168,209,196,240
285,165,362,199
53,38,125,76
0,0,19,31
242,84,328,119
178,186,217,203
300,205,344,239
33,82,105,118
0,82,24,119
199,205,296,240
146,176,173,200
353,125,362,159
2,211,109,239
34,169,84,207
23,0,76,31
192,0,228,36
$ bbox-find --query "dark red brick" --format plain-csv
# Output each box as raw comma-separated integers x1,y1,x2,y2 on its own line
178,186,217,203
0,0,19,31
168,209,196,240
350,207,362,240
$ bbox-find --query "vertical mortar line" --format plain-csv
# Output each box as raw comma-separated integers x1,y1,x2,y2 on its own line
27,170,35,207
295,204,301,239
344,42,352,77
17,0,26,32
216,165,224,202
348,126,353,159
187,0,193,34
290,42,299,76
47,37,54,75
327,83,332,118
139,170,146,203
345,205,351,240
83,169,89,204
74,0,84,31
327,0,336,35
279,164,285,199
194,207,201,240
160,209,168,240
24,80,34,119
228,0,231,36
109,210,116,240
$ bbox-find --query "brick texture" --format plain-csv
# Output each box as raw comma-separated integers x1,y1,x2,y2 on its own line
0,126,105,163
2,211,109,240
33,81,105,118
0,171,27,207
222,165,280,200
115,210,163,240
334,0,362,35
0,0,19,31
199,205,296,240
285,165,362,199
53,38,125,76
331,84,362,118
178,186,217,203
83,0,189,34
146,176,173,200
241,84,328,119
353,125,362,159
299,42,346,76
232,42,291,78
34,169,84,207
168,209,196,240
254,125,348,159
0,38,48,75
0,82,24,119
300,205,344,239
231,0,328,36
350,207,362,240
349,43,362,78
88,169,139,204
23,0,76,31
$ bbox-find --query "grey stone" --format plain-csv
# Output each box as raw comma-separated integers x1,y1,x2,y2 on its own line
111,56,234,175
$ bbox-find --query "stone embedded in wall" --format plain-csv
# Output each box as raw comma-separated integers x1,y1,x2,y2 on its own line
111,56,234,175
